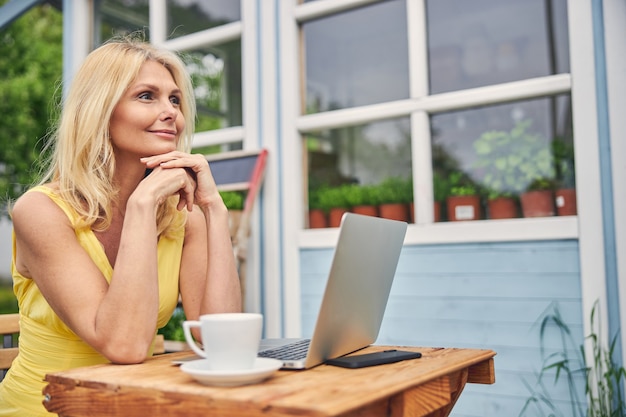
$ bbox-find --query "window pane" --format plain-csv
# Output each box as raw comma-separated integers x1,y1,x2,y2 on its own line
182,40,243,132
307,118,413,227
95,0,149,44
167,0,241,39
431,95,575,221
426,0,570,93
303,0,409,114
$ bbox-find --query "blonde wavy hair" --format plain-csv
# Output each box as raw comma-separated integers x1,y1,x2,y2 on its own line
40,37,196,237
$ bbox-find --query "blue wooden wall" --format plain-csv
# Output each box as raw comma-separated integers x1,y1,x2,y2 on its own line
300,240,586,417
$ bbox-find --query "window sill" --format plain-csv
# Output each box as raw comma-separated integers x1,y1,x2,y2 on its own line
299,216,578,248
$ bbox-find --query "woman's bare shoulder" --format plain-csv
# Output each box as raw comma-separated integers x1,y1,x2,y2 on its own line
12,184,69,229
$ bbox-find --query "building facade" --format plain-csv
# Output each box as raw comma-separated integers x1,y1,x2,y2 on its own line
4,0,625,415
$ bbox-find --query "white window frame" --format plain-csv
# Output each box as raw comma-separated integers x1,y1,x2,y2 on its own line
278,0,607,342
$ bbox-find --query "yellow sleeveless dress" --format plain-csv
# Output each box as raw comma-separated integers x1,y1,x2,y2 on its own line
0,186,185,416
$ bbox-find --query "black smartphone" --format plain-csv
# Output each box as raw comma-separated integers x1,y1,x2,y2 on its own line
325,349,421,369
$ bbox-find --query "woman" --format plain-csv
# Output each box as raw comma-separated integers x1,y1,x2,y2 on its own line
0,37,241,416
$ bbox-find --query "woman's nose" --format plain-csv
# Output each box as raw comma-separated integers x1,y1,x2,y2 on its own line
159,101,178,121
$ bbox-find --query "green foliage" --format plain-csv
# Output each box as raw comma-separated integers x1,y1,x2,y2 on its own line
377,177,413,204
448,171,479,197
342,183,381,207
520,301,626,417
433,172,450,202
308,187,323,211
158,307,187,342
316,185,351,212
552,139,576,189
0,2,63,209
473,119,555,198
219,191,244,210
0,284,18,314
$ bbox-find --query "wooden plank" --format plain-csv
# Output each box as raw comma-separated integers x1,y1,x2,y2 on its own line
0,347,18,369
467,358,495,384
0,314,20,333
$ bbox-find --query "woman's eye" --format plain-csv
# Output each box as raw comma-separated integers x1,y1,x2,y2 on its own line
170,96,181,106
138,92,153,100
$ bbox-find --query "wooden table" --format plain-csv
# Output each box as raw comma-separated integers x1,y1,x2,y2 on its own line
43,346,496,417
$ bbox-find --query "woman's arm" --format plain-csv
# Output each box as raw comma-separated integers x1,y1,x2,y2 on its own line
179,203,242,324
13,191,159,363
142,152,242,325
13,166,198,364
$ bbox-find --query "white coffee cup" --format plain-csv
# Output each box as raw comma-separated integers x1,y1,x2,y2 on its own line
182,313,262,370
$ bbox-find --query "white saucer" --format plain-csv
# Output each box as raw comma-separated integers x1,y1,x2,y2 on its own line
180,357,283,387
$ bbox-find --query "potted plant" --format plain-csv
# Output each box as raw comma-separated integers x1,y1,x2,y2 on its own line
317,185,350,228
432,172,450,222
307,187,328,229
446,171,482,221
521,177,556,218
343,183,380,218
219,191,244,237
376,177,412,222
552,139,577,216
473,119,555,219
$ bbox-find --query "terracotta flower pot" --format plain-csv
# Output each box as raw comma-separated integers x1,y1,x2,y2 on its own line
520,190,555,217
328,207,349,228
379,203,409,222
308,209,328,229
351,205,379,218
555,188,577,216
447,195,481,221
488,197,518,219
433,201,441,223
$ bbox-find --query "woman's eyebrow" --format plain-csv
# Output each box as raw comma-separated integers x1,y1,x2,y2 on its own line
131,83,181,95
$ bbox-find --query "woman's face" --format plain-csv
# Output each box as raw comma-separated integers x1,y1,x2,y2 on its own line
109,60,185,161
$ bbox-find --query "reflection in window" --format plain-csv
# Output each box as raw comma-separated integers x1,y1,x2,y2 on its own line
182,40,242,133
302,0,409,114
306,118,413,228
95,0,149,45
431,95,575,221
167,0,240,39
426,0,569,93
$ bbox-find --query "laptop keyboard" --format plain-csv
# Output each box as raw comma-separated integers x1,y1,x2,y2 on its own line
258,339,311,361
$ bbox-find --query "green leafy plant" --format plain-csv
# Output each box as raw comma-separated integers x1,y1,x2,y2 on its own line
526,177,557,192
433,172,450,203
343,183,381,208
219,191,244,211
377,177,413,204
520,300,626,417
308,187,324,211
158,307,187,342
317,185,350,212
473,119,556,198
0,284,18,314
552,139,576,189
448,171,479,197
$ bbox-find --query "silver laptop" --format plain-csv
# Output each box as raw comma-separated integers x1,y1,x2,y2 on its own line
257,212,407,369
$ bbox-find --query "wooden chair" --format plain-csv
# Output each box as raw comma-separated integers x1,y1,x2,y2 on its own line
0,313,19,381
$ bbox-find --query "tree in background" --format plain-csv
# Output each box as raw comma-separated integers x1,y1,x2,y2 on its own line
0,1,62,214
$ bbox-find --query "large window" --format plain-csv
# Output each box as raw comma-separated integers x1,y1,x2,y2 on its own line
301,0,574,227
426,0,570,93
427,0,572,221
166,0,240,39
303,0,409,113
96,1,246,154
94,0,149,45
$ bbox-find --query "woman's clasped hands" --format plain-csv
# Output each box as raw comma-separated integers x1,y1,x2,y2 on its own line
140,151,222,212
